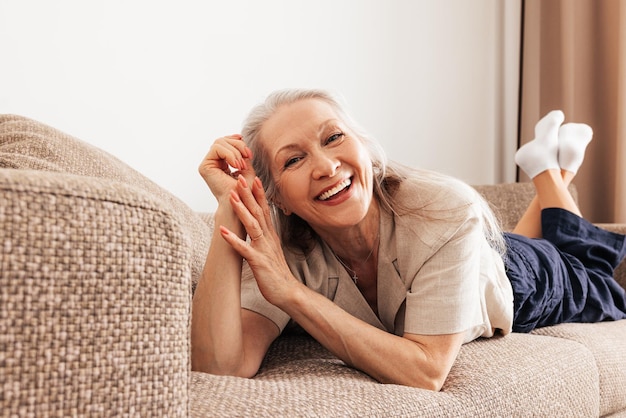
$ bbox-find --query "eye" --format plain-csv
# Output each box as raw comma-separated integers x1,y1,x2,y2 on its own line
325,132,344,145
284,156,302,169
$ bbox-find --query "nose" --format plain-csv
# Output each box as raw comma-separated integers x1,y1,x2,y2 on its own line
311,150,340,179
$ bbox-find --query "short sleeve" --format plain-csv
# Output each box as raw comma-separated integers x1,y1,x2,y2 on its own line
403,207,484,335
240,261,291,332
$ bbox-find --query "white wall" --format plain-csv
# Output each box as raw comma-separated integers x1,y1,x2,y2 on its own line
0,0,520,213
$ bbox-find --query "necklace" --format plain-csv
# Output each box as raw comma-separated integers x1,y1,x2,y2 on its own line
333,234,379,284
335,255,360,283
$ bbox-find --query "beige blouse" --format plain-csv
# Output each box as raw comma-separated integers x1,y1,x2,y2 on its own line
241,174,514,343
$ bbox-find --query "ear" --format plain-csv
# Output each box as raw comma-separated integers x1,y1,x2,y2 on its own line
272,197,292,216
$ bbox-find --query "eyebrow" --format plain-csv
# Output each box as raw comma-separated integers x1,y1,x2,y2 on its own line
275,143,301,159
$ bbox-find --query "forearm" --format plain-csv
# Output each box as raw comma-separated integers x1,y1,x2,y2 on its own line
279,285,461,390
191,203,247,374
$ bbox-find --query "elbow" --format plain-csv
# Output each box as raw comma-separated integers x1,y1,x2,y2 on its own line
394,354,452,391
419,375,447,392
395,334,462,391
399,372,448,392
415,362,452,391
377,364,449,391
415,364,450,391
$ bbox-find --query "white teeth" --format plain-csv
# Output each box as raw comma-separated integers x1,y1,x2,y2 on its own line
318,178,352,201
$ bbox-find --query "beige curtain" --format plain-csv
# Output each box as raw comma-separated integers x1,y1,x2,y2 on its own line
520,0,626,223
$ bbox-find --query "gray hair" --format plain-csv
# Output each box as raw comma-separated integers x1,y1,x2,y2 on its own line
241,89,390,251
241,88,505,256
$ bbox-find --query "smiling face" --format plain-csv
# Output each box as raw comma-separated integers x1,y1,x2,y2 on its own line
259,98,376,233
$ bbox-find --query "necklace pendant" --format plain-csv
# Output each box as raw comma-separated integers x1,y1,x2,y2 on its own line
352,274,358,283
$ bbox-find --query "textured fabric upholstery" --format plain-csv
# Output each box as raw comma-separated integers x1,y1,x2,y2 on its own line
533,322,626,416
0,168,190,417
190,332,600,417
0,114,210,286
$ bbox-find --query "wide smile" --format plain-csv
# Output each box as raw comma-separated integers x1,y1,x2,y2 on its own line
317,177,353,201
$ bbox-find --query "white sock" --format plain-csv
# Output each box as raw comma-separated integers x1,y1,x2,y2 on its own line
515,110,564,179
558,123,593,175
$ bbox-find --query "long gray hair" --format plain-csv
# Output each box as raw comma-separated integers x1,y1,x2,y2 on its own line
241,88,505,256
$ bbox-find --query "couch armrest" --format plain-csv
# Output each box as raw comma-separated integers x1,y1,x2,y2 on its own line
0,168,190,417
595,223,626,291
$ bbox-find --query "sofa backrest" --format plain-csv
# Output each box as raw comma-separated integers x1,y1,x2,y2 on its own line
0,114,211,287
473,182,578,232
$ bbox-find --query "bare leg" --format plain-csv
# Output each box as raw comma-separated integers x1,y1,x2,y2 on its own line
511,199,543,238
512,169,580,238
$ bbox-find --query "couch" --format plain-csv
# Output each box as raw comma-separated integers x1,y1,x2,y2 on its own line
1,114,625,417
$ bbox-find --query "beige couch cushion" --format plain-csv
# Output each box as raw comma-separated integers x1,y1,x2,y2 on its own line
0,114,210,285
190,332,599,417
532,321,626,416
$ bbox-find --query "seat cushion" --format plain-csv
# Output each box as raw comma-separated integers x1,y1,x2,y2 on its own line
532,320,626,416
190,332,599,417
0,114,209,285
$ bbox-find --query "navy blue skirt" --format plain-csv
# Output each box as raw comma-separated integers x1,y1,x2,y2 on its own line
503,208,626,333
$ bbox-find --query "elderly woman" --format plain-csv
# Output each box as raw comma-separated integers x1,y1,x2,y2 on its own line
191,89,626,390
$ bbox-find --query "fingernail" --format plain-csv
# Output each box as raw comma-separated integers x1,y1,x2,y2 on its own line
254,177,263,189
238,175,248,188
230,190,240,202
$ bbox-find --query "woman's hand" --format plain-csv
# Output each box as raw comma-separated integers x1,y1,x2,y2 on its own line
198,134,255,204
219,174,299,305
